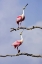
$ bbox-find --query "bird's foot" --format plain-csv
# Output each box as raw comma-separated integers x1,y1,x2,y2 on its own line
18,50,20,53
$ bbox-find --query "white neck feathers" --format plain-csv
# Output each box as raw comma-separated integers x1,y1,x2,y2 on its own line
23,9,24,15
20,34,23,41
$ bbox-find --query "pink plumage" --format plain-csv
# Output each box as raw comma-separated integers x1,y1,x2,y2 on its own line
16,15,25,25
12,40,22,48
11,30,24,53
16,3,28,28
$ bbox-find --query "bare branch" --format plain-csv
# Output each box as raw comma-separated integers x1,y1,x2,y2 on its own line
10,26,42,32
0,53,42,58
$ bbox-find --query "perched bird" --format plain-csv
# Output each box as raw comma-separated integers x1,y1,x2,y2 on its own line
11,31,23,53
16,3,28,28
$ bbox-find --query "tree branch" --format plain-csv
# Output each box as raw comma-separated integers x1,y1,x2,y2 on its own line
0,53,42,58
10,26,42,32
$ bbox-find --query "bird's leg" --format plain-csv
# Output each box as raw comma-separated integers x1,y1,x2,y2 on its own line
18,50,20,53
17,47,18,51
20,22,21,25
18,25,19,28
20,22,22,26
17,47,20,53
18,22,19,28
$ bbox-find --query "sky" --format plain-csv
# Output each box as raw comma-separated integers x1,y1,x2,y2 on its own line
0,0,42,64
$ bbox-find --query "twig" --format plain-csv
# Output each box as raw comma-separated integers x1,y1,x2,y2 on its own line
10,26,42,32
0,52,42,58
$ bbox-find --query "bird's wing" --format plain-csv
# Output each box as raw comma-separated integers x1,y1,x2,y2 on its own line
17,15,22,18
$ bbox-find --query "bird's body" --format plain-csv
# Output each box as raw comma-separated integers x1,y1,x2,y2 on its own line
16,15,25,26
16,10,25,28
12,40,23,48
12,31,23,53
16,3,28,28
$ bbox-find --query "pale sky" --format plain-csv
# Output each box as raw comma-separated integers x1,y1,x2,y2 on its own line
0,0,42,64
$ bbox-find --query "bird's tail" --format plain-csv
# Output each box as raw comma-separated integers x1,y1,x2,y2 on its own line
11,44,16,48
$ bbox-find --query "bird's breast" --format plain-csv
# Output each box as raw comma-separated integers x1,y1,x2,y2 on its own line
20,40,23,43
22,16,25,21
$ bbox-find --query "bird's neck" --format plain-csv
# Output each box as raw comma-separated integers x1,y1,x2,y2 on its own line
20,35,23,41
23,9,24,15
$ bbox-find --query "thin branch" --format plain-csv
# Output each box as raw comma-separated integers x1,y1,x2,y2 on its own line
0,53,42,58
10,26,42,32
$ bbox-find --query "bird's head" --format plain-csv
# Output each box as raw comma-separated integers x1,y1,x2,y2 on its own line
20,32,22,35
20,29,24,35
23,7,25,10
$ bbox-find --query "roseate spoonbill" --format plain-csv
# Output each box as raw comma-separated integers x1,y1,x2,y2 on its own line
16,3,28,28
11,31,23,53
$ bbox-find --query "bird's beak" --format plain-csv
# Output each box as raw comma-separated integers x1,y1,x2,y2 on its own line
23,3,28,10
20,30,24,35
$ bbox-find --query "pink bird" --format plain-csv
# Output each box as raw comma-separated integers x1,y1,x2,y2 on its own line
16,3,28,28
11,31,23,53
